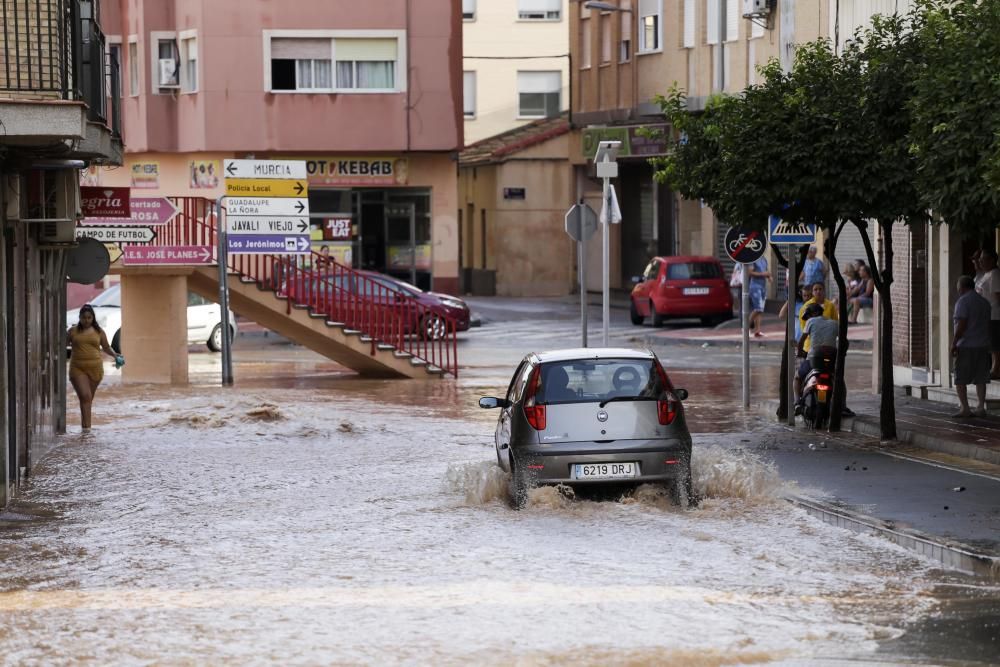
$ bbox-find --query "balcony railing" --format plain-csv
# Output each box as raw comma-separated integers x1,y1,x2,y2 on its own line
1,0,120,136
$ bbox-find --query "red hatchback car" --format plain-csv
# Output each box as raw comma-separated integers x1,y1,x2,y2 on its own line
630,256,733,327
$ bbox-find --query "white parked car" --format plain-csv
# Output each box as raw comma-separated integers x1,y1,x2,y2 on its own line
66,285,237,353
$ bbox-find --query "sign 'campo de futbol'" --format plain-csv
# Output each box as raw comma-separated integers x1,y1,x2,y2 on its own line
76,226,157,244
80,186,131,218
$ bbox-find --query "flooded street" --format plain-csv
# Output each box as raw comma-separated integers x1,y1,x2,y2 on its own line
1,315,998,664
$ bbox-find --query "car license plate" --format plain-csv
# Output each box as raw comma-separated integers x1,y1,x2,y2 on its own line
683,287,709,295
572,462,638,480
817,389,827,402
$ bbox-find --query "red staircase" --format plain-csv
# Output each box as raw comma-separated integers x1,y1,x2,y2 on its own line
147,197,459,378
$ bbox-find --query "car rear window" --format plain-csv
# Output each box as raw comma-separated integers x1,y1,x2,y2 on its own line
666,262,722,280
536,358,672,405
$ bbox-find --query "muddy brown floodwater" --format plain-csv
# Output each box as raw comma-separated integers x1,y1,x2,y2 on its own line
0,343,993,665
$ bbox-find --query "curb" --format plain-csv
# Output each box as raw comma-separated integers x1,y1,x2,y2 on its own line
788,496,1000,579
846,415,1000,467
643,333,873,351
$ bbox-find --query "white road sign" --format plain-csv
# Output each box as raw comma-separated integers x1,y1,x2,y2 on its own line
226,217,310,235
76,226,156,244
223,159,307,180
226,197,310,217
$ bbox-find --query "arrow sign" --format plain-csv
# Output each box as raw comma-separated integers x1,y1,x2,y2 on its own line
122,245,214,265
76,226,157,244
227,234,311,254
82,197,180,226
226,197,310,217
223,159,307,180
225,178,308,198
226,217,310,235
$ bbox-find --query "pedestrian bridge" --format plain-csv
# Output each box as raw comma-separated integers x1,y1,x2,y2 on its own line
108,197,458,383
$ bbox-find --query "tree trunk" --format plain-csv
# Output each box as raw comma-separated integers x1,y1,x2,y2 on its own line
854,218,897,441
878,222,897,440
826,222,850,432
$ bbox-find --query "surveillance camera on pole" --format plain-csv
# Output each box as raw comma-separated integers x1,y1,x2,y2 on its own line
594,140,622,347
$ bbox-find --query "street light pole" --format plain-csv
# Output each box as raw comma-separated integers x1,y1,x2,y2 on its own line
594,140,621,348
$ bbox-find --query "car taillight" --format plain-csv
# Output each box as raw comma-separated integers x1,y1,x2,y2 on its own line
654,362,678,425
522,366,546,430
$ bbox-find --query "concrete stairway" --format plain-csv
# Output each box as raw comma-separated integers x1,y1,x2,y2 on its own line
188,269,446,379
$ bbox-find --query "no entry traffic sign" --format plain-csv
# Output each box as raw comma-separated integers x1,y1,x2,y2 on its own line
725,226,768,264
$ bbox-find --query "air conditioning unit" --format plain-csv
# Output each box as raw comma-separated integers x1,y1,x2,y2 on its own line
39,220,77,245
158,58,179,87
742,0,771,17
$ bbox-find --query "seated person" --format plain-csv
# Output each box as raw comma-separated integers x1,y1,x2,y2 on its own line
540,366,577,403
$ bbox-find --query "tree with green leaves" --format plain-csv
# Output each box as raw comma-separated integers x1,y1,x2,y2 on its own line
910,0,1000,244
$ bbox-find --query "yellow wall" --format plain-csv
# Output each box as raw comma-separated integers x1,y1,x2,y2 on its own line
463,0,569,145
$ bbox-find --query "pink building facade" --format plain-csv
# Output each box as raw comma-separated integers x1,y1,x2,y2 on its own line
97,0,464,292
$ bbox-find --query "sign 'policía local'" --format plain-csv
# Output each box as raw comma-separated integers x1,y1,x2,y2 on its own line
223,159,311,255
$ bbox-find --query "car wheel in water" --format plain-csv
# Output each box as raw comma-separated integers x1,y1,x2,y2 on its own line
629,301,644,326
208,324,232,352
421,314,446,341
651,301,666,327
509,455,529,510
111,330,122,354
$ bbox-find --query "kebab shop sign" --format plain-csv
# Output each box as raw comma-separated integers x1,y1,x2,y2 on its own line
81,186,130,218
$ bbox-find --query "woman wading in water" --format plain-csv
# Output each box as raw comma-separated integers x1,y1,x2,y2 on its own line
68,304,123,433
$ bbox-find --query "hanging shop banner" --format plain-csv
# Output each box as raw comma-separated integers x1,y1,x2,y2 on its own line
189,160,221,189
324,218,353,240
580,124,669,159
295,157,409,186
131,161,160,189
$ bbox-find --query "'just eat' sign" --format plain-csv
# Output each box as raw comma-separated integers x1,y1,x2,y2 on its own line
80,186,131,218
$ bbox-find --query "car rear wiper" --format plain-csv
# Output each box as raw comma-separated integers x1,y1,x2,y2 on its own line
598,396,657,408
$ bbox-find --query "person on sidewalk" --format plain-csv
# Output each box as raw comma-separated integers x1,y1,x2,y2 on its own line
973,248,1000,379
798,246,827,291
951,275,992,418
748,257,771,337
848,264,875,324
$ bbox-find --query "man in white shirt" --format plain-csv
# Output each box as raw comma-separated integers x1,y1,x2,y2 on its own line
974,248,1000,379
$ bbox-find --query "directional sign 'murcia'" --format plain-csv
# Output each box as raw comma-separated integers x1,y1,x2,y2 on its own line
223,159,311,255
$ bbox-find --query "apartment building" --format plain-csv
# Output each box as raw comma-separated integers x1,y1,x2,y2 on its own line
0,0,123,507
96,0,463,293
462,0,570,144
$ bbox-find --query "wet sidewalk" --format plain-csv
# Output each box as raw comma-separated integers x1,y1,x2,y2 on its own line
644,315,873,350
843,392,1000,466
760,391,1000,576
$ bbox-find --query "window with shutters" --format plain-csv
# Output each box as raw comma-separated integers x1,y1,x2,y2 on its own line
266,32,405,93
683,0,695,48
706,0,719,44
726,0,739,42
518,0,561,20
463,71,476,117
600,15,612,63
517,71,561,118
180,31,198,93
639,0,661,53
463,0,476,20
620,0,632,61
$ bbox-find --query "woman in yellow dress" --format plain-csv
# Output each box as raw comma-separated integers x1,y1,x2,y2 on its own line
68,304,123,433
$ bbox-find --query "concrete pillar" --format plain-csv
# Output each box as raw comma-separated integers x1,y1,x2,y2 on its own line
120,274,189,384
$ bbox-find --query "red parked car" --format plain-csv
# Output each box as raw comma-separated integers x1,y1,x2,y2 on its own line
630,256,733,327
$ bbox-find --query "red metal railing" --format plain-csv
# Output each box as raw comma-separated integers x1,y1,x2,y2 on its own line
146,197,458,377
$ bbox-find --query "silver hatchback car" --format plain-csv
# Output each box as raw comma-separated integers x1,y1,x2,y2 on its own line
480,348,693,509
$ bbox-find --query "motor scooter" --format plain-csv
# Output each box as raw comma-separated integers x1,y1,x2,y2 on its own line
800,346,837,429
